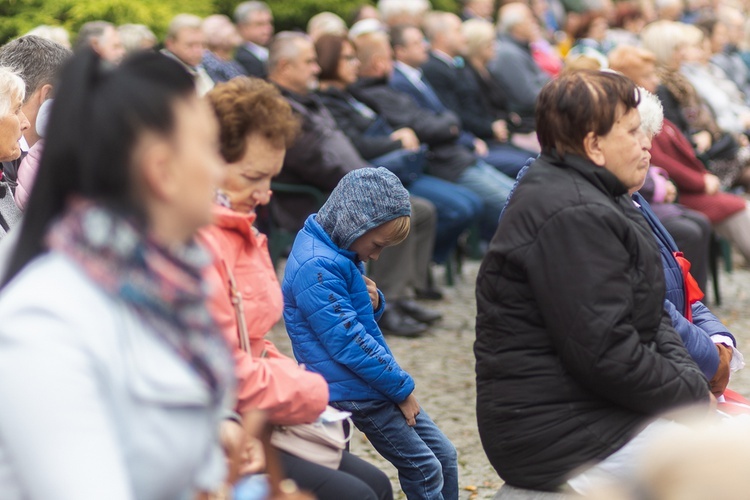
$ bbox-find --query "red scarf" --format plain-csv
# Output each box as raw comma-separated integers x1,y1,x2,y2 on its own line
673,251,704,322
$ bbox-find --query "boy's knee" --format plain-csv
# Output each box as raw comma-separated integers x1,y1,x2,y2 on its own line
435,440,458,467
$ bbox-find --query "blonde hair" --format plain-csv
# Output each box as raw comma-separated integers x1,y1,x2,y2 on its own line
307,12,348,41
117,24,157,54
385,216,411,246
641,20,687,67
25,25,71,49
608,45,657,81
563,54,603,72
463,18,495,59
167,14,203,41
680,23,704,46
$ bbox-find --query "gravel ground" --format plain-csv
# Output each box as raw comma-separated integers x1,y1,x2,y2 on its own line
268,258,750,500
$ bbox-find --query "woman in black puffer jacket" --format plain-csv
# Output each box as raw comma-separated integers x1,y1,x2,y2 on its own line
475,70,711,493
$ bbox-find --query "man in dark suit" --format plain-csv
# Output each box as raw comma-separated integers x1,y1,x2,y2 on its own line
234,1,273,78
394,19,532,177
268,32,442,336
489,2,550,119
353,29,516,243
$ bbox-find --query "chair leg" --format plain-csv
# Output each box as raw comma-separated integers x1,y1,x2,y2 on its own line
720,237,733,273
709,234,721,306
445,256,455,287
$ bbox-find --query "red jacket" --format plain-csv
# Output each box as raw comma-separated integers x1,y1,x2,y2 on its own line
650,119,745,224
198,205,328,424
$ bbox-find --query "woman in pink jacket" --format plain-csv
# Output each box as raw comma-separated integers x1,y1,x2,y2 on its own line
201,77,392,500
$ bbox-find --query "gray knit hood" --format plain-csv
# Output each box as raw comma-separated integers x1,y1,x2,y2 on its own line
316,167,411,250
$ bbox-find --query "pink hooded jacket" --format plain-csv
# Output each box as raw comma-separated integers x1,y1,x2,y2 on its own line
198,205,328,425
14,140,42,211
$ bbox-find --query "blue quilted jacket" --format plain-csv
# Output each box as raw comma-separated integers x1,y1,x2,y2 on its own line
281,215,415,404
634,193,733,379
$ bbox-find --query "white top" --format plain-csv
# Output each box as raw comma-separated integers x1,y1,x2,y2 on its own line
0,252,225,499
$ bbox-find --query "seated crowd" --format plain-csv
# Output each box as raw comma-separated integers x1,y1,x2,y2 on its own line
0,0,749,498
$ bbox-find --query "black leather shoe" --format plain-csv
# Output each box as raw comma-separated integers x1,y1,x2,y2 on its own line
397,299,443,324
378,308,428,337
414,287,444,301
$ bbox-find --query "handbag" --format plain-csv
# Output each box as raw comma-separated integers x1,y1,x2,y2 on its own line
270,406,353,470
221,260,352,470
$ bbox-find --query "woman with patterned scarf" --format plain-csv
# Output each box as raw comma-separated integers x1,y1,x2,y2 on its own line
0,49,234,499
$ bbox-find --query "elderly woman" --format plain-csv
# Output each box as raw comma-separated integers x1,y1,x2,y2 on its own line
681,21,750,136
201,77,392,500
608,44,712,291
475,71,711,494
609,44,750,268
0,67,29,239
0,50,232,498
314,33,480,267
201,15,247,83
631,88,740,399
462,19,538,150
642,20,750,191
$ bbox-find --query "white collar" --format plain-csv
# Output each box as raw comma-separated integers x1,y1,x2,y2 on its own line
394,60,423,87
431,50,455,67
244,42,268,61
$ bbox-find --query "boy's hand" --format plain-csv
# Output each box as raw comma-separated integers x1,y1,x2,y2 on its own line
398,393,421,427
364,276,380,310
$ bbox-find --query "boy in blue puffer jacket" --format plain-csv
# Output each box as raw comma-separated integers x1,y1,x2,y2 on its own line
282,168,458,500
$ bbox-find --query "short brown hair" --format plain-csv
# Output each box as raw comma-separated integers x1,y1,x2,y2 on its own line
315,34,350,82
206,77,300,162
535,70,640,157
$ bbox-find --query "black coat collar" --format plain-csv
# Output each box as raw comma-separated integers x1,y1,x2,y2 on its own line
540,151,629,198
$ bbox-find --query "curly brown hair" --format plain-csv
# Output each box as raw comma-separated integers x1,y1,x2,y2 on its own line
206,76,300,163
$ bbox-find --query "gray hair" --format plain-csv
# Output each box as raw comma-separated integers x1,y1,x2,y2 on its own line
307,12,348,41
378,0,431,23
637,87,664,137
202,15,237,48
0,35,71,100
234,1,272,25
24,26,71,49
422,11,454,43
654,0,682,10
0,67,26,117
497,3,530,35
267,31,310,74
166,14,203,41
117,24,157,54
641,20,687,67
75,21,114,52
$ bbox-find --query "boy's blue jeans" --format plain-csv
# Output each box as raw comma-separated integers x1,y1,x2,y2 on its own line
332,399,458,500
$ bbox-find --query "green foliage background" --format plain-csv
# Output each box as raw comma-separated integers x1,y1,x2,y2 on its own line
0,0,459,45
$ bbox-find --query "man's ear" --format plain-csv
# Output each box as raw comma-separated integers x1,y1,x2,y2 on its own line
583,131,605,166
38,84,54,103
